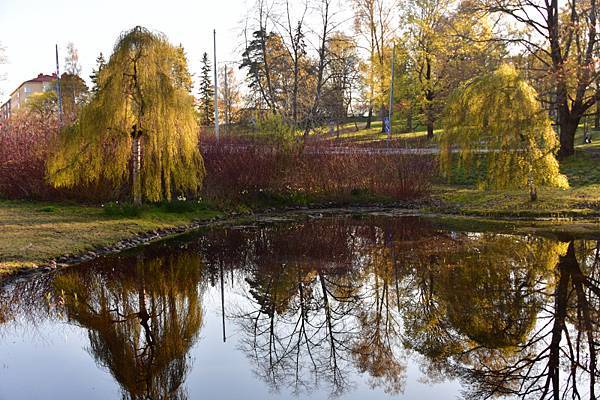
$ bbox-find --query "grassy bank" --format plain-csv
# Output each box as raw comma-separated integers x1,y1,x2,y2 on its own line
2,189,600,278
0,200,223,274
433,149,600,217
433,185,600,218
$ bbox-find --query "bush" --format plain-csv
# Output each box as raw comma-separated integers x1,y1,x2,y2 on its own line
102,201,144,217
201,136,433,204
158,198,214,214
0,114,126,202
0,114,58,199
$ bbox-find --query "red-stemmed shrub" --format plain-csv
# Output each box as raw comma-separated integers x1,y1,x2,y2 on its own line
201,135,434,203
0,114,122,202
0,114,59,199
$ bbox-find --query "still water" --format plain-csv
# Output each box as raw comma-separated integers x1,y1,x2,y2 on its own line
1,214,599,400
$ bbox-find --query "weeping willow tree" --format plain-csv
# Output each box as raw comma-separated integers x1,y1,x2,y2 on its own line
440,64,568,201
47,26,204,204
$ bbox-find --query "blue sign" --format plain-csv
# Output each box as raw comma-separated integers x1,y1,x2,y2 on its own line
383,117,391,134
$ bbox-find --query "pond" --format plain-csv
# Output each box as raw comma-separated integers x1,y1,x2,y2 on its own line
0,214,599,399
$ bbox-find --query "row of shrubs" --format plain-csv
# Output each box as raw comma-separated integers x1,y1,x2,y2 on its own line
201,136,434,204
0,115,434,205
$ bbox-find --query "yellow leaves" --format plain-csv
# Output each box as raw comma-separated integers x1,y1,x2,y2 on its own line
441,64,569,192
47,27,205,202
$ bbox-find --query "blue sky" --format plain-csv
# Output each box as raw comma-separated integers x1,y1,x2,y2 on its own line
0,0,249,100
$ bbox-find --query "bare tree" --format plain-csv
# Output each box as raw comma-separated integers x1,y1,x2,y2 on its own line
352,0,398,130
0,42,7,98
64,42,82,77
302,0,344,141
485,0,599,158
273,0,310,128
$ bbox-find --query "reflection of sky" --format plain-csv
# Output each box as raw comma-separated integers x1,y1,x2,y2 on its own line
0,320,119,400
0,280,462,400
189,285,463,400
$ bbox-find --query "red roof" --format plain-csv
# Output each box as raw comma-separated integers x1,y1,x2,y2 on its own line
25,73,57,83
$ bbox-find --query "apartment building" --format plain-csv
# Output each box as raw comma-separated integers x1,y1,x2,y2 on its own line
0,73,57,119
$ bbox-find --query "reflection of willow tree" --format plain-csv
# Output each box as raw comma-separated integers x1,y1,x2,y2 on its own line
54,253,204,400
0,273,57,334
404,236,600,399
350,222,429,395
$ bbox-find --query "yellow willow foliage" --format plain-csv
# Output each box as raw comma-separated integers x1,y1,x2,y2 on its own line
47,26,205,202
440,64,568,190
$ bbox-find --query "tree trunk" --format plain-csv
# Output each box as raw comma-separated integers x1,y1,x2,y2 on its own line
425,57,434,140
427,120,434,140
529,183,537,202
292,52,299,129
366,105,373,129
558,114,577,158
132,133,142,206
301,0,330,144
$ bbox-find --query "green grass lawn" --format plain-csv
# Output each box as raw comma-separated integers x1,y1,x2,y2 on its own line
313,120,442,146
575,126,600,152
315,120,599,152
0,200,222,274
434,151,600,218
433,184,600,218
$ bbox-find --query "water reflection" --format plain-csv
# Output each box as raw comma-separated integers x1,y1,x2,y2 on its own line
417,239,600,400
54,253,204,400
1,215,599,399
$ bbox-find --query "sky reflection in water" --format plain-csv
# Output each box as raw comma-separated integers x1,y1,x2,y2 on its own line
0,215,599,400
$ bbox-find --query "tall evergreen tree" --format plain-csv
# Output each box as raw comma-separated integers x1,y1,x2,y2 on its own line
89,52,106,95
198,52,214,126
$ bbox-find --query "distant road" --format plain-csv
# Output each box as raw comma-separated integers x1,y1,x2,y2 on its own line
201,143,491,155
303,146,441,155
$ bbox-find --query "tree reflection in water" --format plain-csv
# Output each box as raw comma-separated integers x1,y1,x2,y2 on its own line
53,252,205,400
401,237,600,400
1,215,599,400
200,218,600,399
204,217,447,396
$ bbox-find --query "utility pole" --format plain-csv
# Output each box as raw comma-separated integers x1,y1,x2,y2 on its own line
213,29,220,141
387,43,396,142
223,64,230,134
220,260,226,343
55,44,63,123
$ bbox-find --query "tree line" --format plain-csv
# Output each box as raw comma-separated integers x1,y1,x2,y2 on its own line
3,0,598,159
227,0,598,157
2,0,595,204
